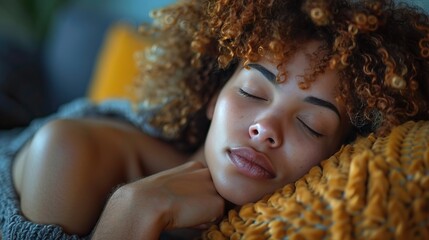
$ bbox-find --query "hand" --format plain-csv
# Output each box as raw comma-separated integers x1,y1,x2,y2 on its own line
91,161,225,240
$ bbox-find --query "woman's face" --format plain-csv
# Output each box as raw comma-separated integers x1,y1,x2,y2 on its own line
204,41,351,205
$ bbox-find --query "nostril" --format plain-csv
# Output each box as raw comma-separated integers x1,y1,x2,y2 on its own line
252,129,259,135
268,138,275,144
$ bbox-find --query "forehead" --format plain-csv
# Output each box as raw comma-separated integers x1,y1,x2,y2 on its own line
251,40,331,78
258,41,339,91
281,41,329,74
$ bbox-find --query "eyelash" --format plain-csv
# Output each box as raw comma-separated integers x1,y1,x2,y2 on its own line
239,88,266,101
240,88,323,138
297,118,323,138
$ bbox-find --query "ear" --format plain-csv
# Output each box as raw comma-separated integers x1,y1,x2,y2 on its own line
206,92,220,120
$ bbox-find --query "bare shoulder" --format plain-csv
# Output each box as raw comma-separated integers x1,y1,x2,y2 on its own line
13,118,189,195
11,117,192,234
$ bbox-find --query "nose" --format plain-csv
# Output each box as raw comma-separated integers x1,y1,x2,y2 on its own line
249,121,282,148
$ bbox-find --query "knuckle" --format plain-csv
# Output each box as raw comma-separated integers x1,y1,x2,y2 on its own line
113,184,136,201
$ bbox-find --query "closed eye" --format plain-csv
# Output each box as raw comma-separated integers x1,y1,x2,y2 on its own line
297,118,323,138
239,88,267,101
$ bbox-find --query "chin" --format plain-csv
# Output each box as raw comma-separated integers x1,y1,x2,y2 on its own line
221,192,253,206
208,154,274,205
214,181,263,206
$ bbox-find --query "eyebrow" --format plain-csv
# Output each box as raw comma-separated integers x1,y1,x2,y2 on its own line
247,63,277,83
247,63,341,119
304,96,341,119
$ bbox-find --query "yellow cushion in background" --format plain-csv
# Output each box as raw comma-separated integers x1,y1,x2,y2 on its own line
88,23,149,102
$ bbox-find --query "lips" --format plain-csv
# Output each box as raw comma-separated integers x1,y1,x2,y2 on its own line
228,147,276,179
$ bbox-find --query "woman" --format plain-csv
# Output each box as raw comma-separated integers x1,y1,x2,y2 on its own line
1,0,428,239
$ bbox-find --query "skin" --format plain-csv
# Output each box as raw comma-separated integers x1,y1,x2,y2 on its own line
13,41,351,239
204,41,351,205
12,118,191,235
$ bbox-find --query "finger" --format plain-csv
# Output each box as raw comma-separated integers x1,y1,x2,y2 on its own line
192,214,223,230
172,168,222,196
172,193,225,229
164,168,215,196
193,223,211,230
157,160,206,177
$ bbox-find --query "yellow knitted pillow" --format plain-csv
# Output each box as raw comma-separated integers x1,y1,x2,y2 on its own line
204,121,429,240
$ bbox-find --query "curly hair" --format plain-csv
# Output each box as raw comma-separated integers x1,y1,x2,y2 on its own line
135,0,429,151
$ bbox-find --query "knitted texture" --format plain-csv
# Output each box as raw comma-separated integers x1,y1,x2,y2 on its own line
203,121,429,240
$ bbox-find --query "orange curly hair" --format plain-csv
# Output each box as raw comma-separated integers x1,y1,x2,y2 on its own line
135,0,429,151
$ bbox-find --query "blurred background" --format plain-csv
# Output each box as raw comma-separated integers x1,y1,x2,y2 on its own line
0,0,428,129
0,0,175,129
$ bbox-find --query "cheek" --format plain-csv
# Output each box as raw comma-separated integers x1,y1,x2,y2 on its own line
212,94,250,128
279,141,327,182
